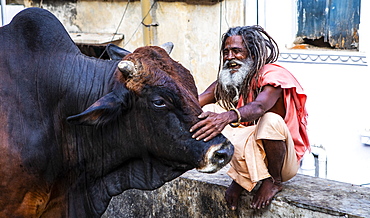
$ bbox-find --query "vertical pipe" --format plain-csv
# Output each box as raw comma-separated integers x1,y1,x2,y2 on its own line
141,0,153,46
256,0,259,25
1,0,6,26
243,0,246,26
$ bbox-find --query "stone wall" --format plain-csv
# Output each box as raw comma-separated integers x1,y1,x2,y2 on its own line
102,167,370,217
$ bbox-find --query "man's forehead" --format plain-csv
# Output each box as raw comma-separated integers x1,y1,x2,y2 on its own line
224,35,245,49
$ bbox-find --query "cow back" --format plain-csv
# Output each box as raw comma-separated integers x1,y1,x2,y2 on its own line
0,7,79,56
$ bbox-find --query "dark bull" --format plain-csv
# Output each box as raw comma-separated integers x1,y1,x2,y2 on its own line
0,7,233,217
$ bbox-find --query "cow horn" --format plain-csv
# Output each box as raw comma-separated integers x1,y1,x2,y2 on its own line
160,42,174,54
118,60,137,77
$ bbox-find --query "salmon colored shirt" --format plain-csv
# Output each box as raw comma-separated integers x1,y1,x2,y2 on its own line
236,63,310,160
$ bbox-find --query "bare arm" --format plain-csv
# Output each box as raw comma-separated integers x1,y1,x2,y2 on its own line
190,85,283,141
198,81,217,107
238,85,283,121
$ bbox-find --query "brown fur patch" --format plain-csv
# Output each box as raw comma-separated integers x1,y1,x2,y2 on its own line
115,46,202,119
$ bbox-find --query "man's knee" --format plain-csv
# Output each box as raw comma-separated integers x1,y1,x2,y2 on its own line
259,112,285,127
256,112,288,141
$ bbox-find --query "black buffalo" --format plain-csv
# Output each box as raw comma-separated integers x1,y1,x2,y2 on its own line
0,8,233,217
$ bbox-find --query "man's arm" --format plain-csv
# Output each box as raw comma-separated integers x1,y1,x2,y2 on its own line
238,85,283,121
190,85,282,142
198,81,217,107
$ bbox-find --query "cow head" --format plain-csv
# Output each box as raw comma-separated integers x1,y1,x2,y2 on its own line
67,43,233,190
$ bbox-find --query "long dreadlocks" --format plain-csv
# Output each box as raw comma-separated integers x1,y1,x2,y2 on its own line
215,25,279,110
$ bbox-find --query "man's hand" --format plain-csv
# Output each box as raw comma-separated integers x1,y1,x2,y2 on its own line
190,110,236,142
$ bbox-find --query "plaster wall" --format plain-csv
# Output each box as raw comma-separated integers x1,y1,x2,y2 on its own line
23,0,245,93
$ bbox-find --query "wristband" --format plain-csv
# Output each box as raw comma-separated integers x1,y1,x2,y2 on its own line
229,108,241,128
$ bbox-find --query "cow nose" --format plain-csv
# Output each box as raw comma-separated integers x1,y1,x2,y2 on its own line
214,149,229,162
196,139,234,173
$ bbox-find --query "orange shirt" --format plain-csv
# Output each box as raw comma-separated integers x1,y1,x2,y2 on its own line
237,63,310,160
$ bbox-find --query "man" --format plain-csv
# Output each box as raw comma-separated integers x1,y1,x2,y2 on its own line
190,26,309,210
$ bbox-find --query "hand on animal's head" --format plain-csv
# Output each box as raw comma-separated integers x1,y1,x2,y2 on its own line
190,111,234,142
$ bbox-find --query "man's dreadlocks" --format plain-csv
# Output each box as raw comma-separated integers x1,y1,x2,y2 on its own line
215,25,279,111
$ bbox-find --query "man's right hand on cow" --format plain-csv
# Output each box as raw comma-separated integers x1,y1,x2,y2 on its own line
190,110,238,142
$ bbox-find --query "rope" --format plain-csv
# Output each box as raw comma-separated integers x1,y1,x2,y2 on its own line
99,0,131,59
123,0,157,48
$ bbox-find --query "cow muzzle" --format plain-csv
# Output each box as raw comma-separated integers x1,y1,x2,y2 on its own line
196,139,234,173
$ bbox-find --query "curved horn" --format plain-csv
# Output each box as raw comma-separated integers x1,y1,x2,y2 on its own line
118,60,137,78
160,42,174,54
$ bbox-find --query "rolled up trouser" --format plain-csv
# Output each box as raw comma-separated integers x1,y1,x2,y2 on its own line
203,104,299,191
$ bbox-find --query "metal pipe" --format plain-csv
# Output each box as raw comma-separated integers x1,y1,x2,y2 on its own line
243,0,246,26
256,0,259,25
141,0,153,46
1,0,6,26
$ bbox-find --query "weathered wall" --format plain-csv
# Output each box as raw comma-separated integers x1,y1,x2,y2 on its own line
23,0,244,93
102,167,370,218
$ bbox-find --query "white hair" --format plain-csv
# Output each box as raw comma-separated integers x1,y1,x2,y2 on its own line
218,58,254,102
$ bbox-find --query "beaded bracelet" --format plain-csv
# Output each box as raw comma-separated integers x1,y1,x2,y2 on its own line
229,108,241,128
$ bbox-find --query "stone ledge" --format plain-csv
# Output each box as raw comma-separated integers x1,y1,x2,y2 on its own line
103,166,370,217
69,32,124,45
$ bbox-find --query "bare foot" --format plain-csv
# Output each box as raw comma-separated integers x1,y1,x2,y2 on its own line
250,178,282,209
225,181,244,210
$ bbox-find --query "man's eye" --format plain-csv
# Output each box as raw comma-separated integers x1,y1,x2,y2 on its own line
232,49,242,54
153,99,166,108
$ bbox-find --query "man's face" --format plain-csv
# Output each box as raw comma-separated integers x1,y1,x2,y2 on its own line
218,35,253,99
222,35,249,73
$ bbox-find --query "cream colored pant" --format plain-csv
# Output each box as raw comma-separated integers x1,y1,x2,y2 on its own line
203,104,300,191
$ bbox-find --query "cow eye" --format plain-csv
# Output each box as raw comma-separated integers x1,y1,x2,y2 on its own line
153,99,166,108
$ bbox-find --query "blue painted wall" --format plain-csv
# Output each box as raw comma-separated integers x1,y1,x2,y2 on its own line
297,0,361,49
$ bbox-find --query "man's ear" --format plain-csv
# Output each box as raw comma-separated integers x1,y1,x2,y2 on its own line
67,89,131,126
106,44,131,60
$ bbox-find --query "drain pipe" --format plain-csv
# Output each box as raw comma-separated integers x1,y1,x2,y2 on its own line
243,0,246,25
1,0,5,26
141,0,153,46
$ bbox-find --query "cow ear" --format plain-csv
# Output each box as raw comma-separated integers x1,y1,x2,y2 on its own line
106,44,131,60
67,90,130,126
159,42,174,54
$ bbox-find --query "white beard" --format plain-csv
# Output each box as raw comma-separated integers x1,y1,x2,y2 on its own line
218,58,254,102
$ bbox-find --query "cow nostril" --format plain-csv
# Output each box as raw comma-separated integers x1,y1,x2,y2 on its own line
214,150,227,163
197,141,233,173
